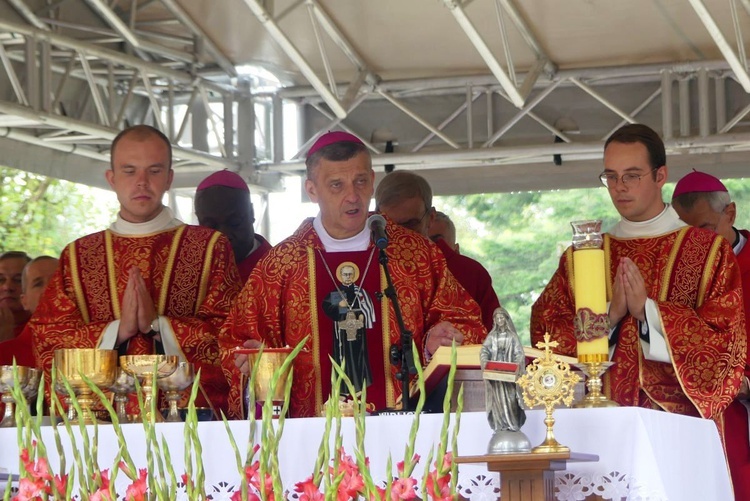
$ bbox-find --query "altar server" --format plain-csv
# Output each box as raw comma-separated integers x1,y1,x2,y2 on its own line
29,125,242,414
530,124,746,432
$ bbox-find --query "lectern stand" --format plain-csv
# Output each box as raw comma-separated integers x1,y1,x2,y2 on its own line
456,452,598,501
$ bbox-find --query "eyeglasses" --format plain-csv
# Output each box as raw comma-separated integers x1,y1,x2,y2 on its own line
399,208,431,231
599,168,658,188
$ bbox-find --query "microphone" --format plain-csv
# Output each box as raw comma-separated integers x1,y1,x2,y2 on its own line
367,214,388,249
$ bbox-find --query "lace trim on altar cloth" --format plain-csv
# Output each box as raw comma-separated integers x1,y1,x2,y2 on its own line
457,471,668,501
0,472,669,501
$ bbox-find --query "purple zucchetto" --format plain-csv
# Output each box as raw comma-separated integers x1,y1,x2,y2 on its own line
196,170,249,192
672,169,728,199
306,131,364,159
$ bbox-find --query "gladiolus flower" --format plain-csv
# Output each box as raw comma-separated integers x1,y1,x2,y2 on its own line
123,468,148,501
294,475,324,501
390,477,418,500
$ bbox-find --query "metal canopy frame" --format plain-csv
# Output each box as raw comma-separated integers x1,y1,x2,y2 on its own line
0,0,749,196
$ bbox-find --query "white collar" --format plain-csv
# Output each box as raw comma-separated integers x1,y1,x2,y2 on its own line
735,229,747,256
609,204,686,238
313,213,371,252
109,206,182,236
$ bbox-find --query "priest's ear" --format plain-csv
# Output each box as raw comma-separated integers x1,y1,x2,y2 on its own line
654,165,668,188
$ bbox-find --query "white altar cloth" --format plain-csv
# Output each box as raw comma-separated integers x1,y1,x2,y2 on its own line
0,407,731,500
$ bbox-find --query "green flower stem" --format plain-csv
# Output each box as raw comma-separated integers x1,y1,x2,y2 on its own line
161,435,178,500
450,385,464,499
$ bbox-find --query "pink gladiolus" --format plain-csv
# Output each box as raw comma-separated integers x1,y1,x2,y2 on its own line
123,468,148,501
294,475,324,501
14,477,48,500
92,469,111,490
53,473,68,496
118,461,133,479
438,451,452,472
230,492,261,501
368,486,386,501
390,477,417,500
396,454,420,476
90,488,114,501
425,469,452,500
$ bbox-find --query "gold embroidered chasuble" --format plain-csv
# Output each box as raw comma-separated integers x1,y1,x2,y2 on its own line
220,218,486,419
30,225,242,414
530,226,746,423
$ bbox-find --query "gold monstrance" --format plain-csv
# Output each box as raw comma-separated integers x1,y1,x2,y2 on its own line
517,334,581,454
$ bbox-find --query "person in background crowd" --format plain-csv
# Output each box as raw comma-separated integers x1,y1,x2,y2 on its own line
28,125,242,415
194,170,272,283
429,211,458,253
220,131,485,418
0,255,59,367
672,170,750,500
375,170,500,332
531,124,746,438
0,251,31,342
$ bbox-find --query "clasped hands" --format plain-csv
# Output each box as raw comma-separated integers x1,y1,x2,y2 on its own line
117,266,159,346
608,257,648,328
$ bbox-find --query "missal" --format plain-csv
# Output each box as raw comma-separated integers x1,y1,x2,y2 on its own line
416,344,577,399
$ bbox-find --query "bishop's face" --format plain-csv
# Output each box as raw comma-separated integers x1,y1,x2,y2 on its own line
305,152,374,240
106,133,174,224
603,141,666,222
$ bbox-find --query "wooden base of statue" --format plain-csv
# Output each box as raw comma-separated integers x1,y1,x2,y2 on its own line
456,452,598,501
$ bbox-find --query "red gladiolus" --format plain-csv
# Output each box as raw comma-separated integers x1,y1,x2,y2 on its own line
390,477,417,500
123,468,148,501
294,475,324,501
14,477,48,500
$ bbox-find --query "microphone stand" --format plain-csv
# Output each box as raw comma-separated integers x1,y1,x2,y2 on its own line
378,246,417,412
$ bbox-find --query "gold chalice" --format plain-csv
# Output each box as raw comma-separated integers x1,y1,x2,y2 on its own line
120,355,178,422
242,347,293,419
109,368,137,424
157,362,195,422
54,349,118,424
0,365,31,427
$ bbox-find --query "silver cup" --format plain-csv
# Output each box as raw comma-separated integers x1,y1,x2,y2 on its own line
0,365,31,427
157,362,195,422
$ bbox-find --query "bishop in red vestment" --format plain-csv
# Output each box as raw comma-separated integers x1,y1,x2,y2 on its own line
195,169,272,283
221,132,485,418
531,125,746,429
673,170,750,500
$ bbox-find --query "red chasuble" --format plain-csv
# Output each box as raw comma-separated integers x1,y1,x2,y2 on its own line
530,227,746,426
724,229,750,500
220,217,486,419
29,225,242,415
237,235,273,283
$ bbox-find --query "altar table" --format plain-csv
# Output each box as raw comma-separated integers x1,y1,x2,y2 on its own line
0,407,731,500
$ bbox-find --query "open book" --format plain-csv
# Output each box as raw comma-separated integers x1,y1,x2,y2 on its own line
414,344,577,398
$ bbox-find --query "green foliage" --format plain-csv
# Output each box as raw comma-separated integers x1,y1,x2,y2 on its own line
0,167,118,256
436,179,750,345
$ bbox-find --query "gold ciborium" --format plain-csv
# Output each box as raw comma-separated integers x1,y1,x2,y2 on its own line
157,362,195,422
109,368,137,424
242,347,292,419
0,365,31,427
120,355,178,422
55,349,118,424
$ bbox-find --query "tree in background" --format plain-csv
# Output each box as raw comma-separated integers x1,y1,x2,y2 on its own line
436,180,750,345
0,167,118,257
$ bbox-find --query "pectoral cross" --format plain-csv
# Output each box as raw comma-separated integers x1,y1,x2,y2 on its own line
341,311,364,341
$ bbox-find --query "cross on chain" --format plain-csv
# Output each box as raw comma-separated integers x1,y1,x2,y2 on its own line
341,310,364,341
